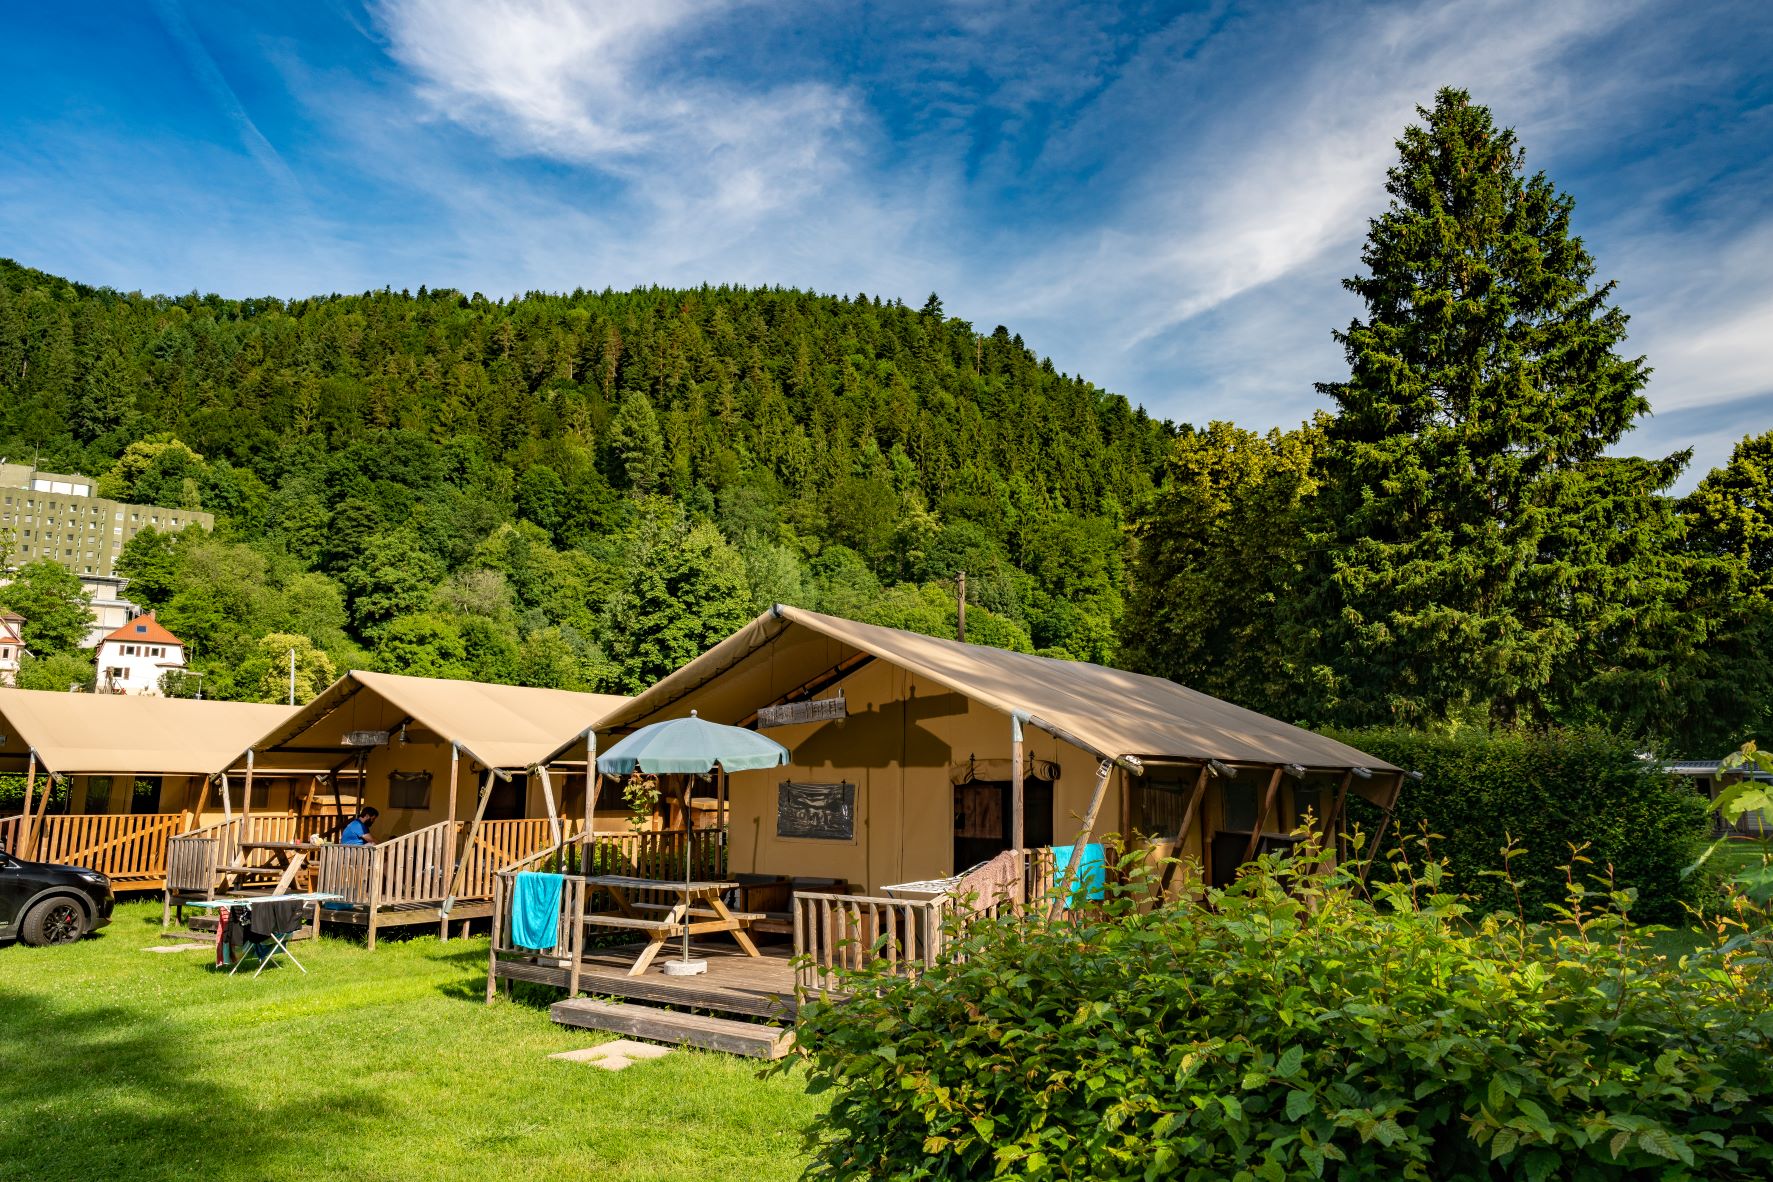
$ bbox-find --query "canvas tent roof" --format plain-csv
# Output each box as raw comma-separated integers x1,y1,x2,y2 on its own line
0,688,296,775
581,605,1400,777
248,670,629,772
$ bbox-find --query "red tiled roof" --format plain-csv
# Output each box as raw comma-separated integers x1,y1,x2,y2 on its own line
101,612,183,647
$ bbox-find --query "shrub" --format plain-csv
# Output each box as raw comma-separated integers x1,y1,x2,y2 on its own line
1330,727,1710,924
785,843,1773,1180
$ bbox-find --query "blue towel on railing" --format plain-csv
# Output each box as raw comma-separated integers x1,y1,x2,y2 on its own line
1050,843,1106,905
511,872,564,950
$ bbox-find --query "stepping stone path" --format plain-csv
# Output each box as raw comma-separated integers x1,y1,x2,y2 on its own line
549,1039,674,1072
144,944,212,953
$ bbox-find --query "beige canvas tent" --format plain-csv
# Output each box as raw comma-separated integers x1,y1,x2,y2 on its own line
576,604,1405,895
0,688,297,887
221,670,628,945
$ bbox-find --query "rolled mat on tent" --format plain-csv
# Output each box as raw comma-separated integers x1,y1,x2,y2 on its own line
1050,843,1106,905
511,871,565,950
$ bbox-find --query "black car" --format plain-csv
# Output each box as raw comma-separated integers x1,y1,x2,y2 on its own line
0,844,115,946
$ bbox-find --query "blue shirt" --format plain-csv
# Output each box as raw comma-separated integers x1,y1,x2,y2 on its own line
340,819,371,845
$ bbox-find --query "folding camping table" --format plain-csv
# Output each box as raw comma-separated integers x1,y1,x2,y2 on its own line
187,893,342,979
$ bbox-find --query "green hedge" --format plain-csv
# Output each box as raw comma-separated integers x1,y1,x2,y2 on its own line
1329,727,1711,924
786,851,1773,1180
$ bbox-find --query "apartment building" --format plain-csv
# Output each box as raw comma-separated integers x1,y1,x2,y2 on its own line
0,462,213,580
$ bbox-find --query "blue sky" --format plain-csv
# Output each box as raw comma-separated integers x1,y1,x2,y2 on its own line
2,1,1769,486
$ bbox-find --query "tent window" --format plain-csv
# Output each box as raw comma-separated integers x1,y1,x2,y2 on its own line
483,772,527,821
389,770,432,810
131,776,162,815
87,776,113,812
1129,769,1194,840
777,781,856,840
1221,781,1259,832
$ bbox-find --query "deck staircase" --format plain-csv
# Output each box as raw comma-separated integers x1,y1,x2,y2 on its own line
549,997,794,1059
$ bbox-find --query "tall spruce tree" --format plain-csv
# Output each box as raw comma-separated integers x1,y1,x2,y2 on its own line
1306,88,1661,727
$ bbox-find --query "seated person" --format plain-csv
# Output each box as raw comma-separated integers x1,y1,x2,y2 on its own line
339,806,379,846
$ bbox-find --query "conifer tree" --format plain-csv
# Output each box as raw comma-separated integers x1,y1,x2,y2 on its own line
1306,88,1661,727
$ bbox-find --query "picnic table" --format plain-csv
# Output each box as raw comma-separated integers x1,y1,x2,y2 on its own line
219,840,317,895
580,875,763,976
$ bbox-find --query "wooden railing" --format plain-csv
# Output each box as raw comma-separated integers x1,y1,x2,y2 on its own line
453,818,561,902
317,821,453,908
5,813,183,888
486,872,589,999
0,815,18,857
793,892,950,994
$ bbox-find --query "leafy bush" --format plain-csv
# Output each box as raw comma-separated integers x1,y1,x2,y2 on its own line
1330,727,1710,924
785,842,1773,1180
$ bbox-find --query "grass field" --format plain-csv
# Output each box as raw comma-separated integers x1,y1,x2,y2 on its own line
0,901,822,1182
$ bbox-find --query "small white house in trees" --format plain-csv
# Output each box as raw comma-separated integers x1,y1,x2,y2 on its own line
0,613,25,686
96,613,186,696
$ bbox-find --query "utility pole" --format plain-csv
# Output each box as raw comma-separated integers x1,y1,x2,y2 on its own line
288,647,297,706
956,570,967,643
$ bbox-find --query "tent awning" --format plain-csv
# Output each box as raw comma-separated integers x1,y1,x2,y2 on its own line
0,689,297,776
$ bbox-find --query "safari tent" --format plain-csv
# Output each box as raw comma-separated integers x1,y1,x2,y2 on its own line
197,670,628,945
586,605,1405,894
0,688,297,889
486,605,1405,1020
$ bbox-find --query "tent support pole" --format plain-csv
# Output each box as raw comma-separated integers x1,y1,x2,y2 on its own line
1243,767,1285,865
538,765,561,849
1050,759,1113,920
19,751,37,858
220,773,234,827
1159,765,1211,899
443,768,497,926
1321,771,1354,872
1357,774,1408,886
242,749,255,832
31,773,56,859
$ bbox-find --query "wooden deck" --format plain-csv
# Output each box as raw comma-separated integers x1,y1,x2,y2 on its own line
495,940,800,1019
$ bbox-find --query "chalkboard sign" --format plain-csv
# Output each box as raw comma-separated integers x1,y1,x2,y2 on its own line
776,780,856,841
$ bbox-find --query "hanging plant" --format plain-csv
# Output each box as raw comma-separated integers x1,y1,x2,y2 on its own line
622,772,660,832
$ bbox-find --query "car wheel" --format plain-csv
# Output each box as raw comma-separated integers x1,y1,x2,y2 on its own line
20,898,88,946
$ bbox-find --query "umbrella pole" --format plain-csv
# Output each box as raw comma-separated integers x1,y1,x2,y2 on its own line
682,776,692,965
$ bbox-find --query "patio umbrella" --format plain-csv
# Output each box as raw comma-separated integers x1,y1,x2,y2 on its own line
596,711,789,974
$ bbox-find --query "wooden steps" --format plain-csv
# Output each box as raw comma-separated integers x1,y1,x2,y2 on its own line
550,998,795,1059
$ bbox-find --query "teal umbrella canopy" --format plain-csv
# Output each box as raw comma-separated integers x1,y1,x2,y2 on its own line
595,711,790,776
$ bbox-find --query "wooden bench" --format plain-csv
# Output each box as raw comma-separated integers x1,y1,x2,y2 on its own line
632,902,767,923
582,914,677,932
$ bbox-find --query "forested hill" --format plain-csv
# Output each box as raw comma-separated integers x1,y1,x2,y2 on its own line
0,257,1175,700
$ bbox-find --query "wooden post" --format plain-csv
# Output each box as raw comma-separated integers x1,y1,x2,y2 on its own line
1321,771,1355,871
1358,773,1408,886
1010,713,1025,856
1050,759,1113,920
30,774,56,860
18,750,36,858
1159,765,1211,898
1243,767,1285,865
538,764,561,848
486,873,503,1004
583,731,597,874
446,740,460,850
243,748,255,828
444,769,498,916
186,773,213,833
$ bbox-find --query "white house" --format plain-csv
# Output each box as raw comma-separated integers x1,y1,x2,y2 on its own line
0,612,25,686
96,613,186,696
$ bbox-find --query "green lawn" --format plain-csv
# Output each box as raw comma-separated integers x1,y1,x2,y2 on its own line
0,901,822,1182
1709,837,1773,881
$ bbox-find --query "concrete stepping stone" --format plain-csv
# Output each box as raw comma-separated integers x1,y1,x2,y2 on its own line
549,1039,674,1072
144,944,212,953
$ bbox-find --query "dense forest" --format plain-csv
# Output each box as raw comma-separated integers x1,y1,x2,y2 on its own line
1,87,1768,760
0,265,1168,700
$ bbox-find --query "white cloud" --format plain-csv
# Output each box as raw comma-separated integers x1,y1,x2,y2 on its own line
373,0,859,221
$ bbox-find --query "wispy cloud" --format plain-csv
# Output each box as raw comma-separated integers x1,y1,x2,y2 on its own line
148,0,305,204
373,0,860,221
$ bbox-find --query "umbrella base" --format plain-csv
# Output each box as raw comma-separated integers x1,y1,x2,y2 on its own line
661,957,709,976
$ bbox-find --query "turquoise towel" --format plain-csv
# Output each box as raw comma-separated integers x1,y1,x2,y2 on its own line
511,872,565,950
1050,843,1106,905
